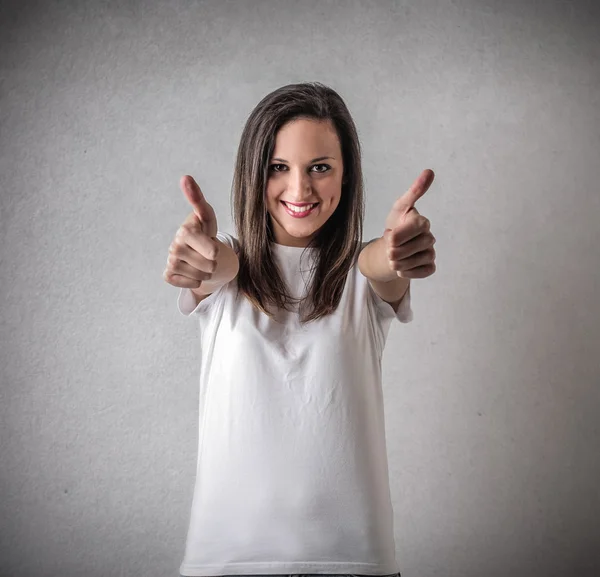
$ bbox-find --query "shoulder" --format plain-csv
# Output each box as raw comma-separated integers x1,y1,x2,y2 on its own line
216,231,240,254
360,237,378,250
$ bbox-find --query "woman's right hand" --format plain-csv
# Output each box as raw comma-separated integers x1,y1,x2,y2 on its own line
163,175,221,290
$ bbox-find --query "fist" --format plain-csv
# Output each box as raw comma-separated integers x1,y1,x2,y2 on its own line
383,169,437,279
163,175,220,289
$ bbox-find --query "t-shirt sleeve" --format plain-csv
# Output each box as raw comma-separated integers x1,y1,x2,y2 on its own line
176,230,239,317
367,278,414,323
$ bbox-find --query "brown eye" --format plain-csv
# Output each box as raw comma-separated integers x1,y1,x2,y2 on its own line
269,164,287,172
311,164,331,173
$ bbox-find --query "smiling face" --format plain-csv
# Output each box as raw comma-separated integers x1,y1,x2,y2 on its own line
266,118,344,247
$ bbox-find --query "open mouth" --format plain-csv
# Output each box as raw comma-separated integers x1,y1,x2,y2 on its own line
281,201,319,217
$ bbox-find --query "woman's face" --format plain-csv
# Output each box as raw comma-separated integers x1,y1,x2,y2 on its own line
266,118,344,247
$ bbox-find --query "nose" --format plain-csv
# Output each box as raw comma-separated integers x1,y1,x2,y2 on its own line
288,168,312,199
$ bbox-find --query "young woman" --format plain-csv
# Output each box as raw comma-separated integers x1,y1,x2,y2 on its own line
164,82,436,577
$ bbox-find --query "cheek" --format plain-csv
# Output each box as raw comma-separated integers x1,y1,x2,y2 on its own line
265,186,278,207
323,188,341,210
319,181,341,203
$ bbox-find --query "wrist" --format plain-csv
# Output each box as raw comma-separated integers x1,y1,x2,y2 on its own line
358,236,397,282
374,270,402,283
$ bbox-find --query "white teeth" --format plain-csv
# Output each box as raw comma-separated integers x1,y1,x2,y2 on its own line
284,202,315,213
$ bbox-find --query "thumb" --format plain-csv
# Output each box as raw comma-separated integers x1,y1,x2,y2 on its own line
180,175,216,224
391,168,435,216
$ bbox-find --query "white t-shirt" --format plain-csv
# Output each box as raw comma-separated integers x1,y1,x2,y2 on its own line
177,231,413,577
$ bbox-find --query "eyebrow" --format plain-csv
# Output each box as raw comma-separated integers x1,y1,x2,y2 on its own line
271,156,335,163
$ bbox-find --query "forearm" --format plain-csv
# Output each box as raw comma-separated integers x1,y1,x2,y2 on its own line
190,240,239,302
358,237,410,307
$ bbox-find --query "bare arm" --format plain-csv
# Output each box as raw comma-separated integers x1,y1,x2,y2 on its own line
357,237,410,312
189,240,239,305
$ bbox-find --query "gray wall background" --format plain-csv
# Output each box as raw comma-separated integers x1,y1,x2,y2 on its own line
1,1,599,576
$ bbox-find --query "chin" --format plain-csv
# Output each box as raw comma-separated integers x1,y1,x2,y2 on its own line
283,226,319,241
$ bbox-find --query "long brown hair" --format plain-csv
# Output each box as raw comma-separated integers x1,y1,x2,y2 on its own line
231,82,364,323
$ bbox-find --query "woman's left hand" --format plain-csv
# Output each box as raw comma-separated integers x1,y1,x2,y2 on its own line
383,169,437,279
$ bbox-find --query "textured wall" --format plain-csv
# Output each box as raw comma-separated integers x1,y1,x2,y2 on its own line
1,1,599,576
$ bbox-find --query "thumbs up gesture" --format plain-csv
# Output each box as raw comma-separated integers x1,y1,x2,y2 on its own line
383,169,437,279
181,174,218,239
163,175,221,289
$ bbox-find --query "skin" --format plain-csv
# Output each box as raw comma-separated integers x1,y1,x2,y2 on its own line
168,120,436,311
266,118,344,247
265,118,437,312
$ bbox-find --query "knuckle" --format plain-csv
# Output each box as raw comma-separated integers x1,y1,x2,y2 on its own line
208,242,220,261
178,224,194,237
